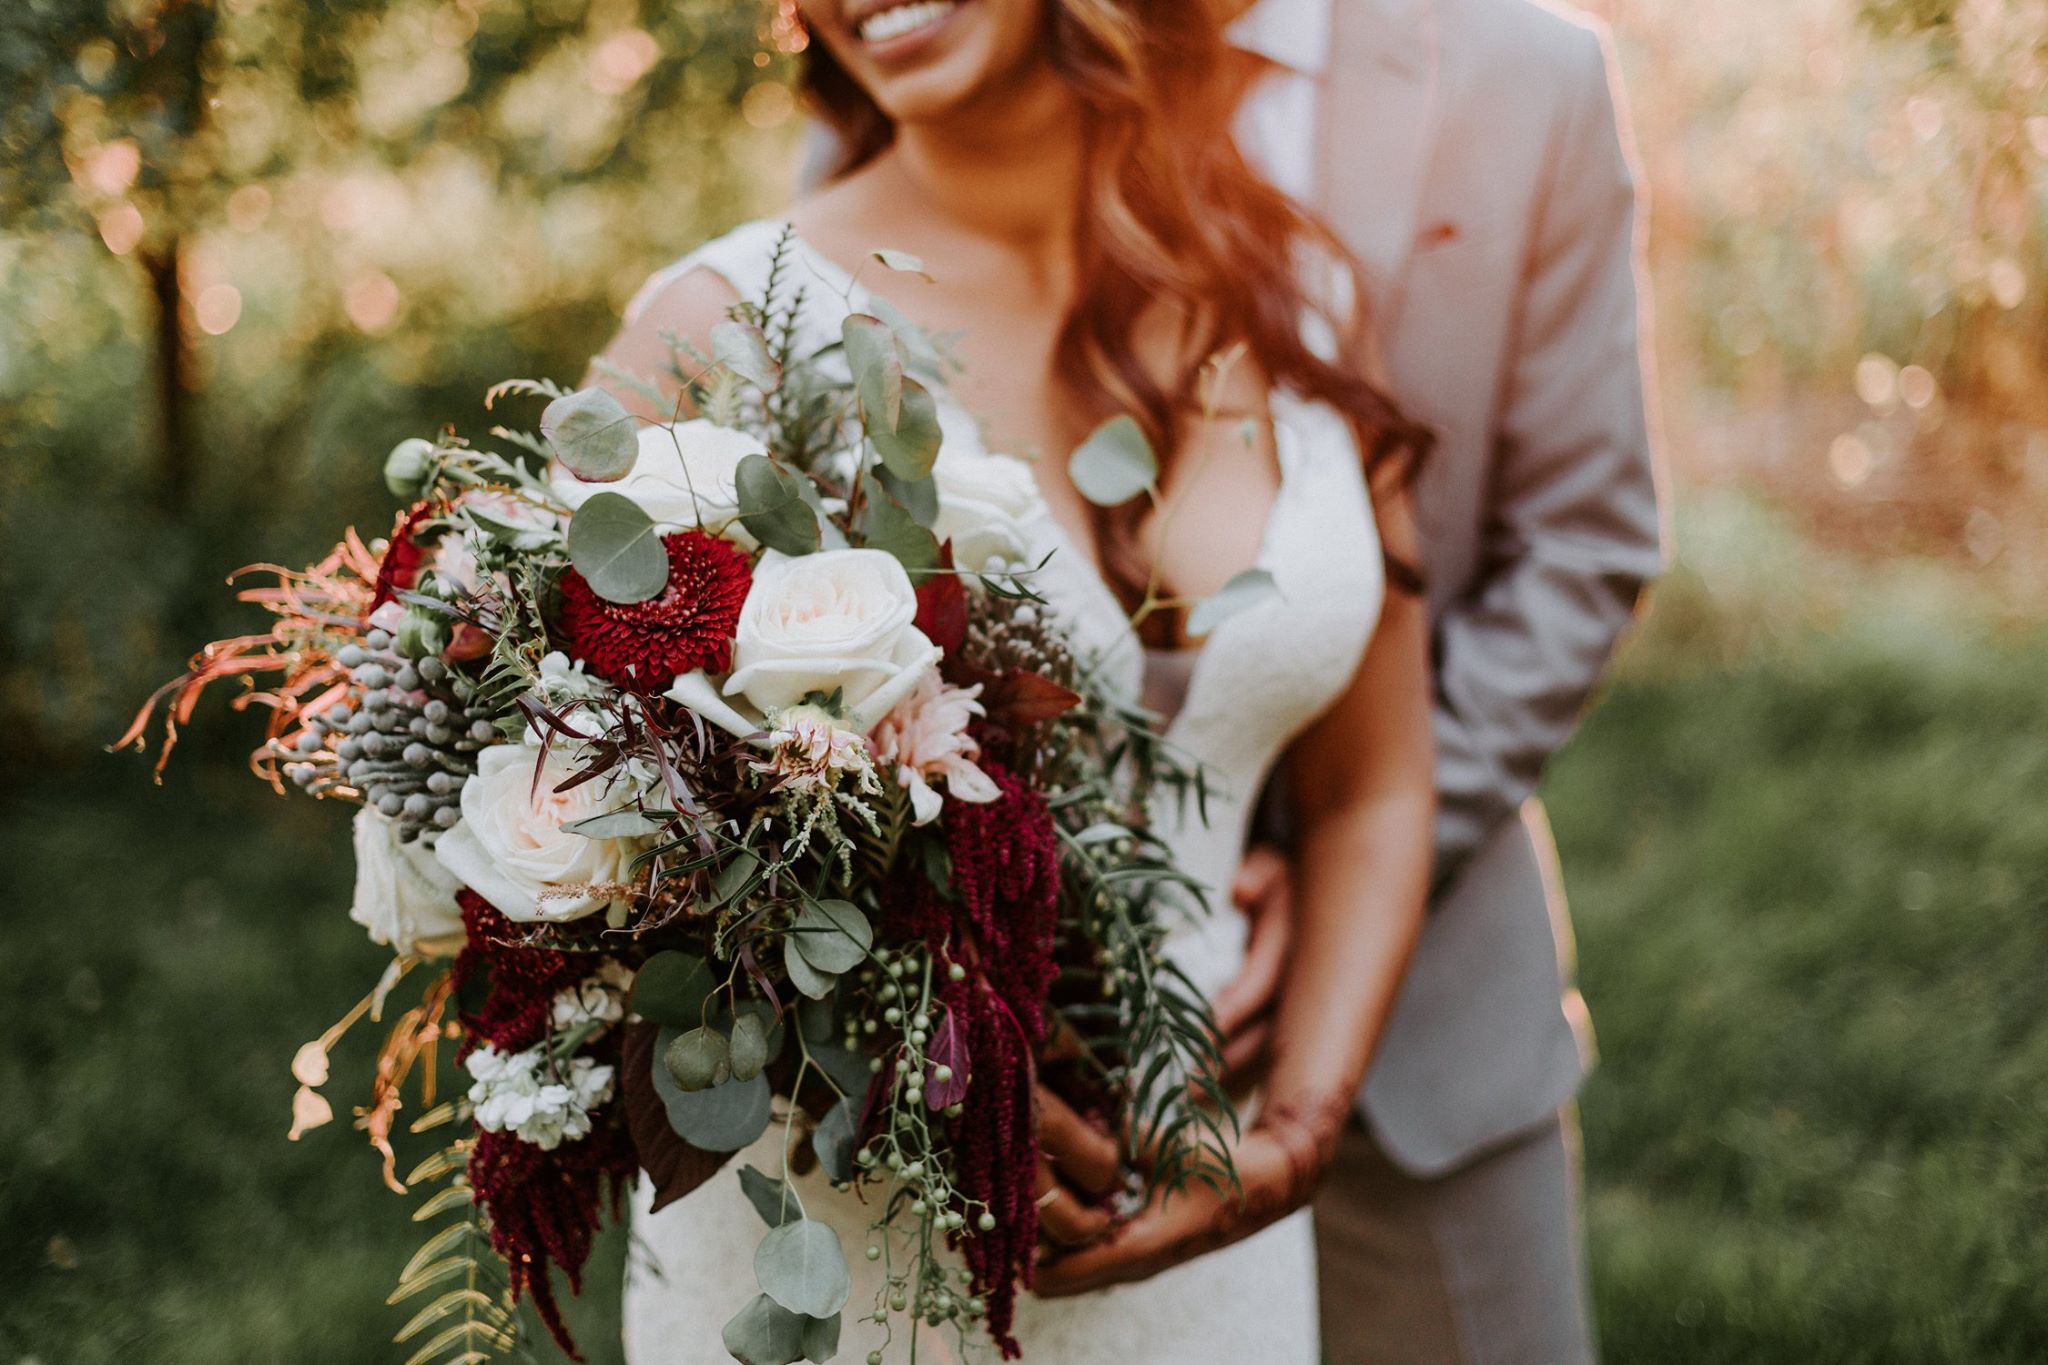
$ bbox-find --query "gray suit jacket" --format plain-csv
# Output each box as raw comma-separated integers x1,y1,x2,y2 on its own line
1318,0,1665,1176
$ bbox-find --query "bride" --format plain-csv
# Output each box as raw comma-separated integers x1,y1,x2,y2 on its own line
595,0,1436,1359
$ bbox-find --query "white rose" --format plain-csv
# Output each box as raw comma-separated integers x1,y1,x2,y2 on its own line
720,548,942,730
432,742,643,923
549,419,759,538
931,452,1048,570
349,808,466,955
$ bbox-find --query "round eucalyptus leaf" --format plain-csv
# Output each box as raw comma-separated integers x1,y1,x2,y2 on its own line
867,376,941,481
873,465,939,527
842,314,903,433
541,386,638,482
755,1218,852,1319
712,318,782,393
664,1026,730,1093
853,485,939,580
651,1027,774,1151
1068,414,1158,506
871,248,931,280
736,454,824,557
728,1010,771,1082
1186,567,1281,638
567,491,667,603
801,1310,842,1363
738,1163,800,1228
384,438,436,498
721,1292,807,1365
806,1040,874,1100
791,901,874,975
631,952,716,1029
812,1097,860,1184
782,936,837,1001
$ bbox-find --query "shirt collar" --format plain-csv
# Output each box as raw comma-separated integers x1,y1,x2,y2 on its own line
1227,0,1334,76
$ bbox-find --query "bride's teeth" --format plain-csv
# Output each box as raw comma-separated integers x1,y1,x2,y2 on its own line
858,0,958,44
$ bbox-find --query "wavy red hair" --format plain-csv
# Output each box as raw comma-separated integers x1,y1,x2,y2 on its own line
803,0,1430,601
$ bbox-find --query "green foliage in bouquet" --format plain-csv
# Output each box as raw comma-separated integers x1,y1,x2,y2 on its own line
123,226,1281,1365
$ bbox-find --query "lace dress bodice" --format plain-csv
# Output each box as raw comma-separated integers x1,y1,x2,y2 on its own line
621,220,1383,1365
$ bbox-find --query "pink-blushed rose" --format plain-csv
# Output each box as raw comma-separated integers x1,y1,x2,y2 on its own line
431,742,642,923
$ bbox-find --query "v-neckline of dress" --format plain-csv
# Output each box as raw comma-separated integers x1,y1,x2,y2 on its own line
769,220,1301,732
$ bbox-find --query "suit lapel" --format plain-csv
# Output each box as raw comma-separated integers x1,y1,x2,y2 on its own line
1317,0,1443,314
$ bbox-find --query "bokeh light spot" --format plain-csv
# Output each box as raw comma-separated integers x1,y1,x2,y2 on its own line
344,271,403,334
194,285,243,336
97,203,145,256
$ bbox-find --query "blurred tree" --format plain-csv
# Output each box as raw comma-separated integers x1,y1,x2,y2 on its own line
0,0,792,510
0,0,798,764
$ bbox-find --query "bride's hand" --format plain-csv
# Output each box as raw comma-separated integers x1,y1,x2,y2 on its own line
1031,1083,1122,1248
1029,1092,1348,1296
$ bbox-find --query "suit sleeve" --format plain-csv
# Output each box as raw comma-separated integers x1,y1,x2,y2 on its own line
1430,27,1665,883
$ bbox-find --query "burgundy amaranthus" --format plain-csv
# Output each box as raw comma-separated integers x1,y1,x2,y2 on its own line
451,892,638,1360
900,764,1061,1357
558,529,751,690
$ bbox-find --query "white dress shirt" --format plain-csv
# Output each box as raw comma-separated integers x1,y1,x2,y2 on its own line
1227,0,1333,201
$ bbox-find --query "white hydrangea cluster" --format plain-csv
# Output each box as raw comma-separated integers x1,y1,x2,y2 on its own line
550,962,634,1033
464,1045,615,1151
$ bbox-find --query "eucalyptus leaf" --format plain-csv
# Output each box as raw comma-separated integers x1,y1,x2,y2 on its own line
738,1164,800,1228
712,849,762,907
871,248,932,280
651,1031,774,1151
562,808,669,839
874,465,940,526
724,997,787,1058
755,1219,852,1319
791,901,873,975
721,1292,807,1365
812,1097,859,1183
728,1010,771,1082
867,297,945,380
867,376,942,481
737,454,824,556
664,1026,730,1093
806,1040,874,1099
782,937,837,1001
800,1310,841,1363
567,491,668,603
631,952,716,1029
1187,567,1281,638
796,995,836,1045
541,387,638,482
842,314,903,432
712,318,782,393
1068,414,1157,506
853,485,940,580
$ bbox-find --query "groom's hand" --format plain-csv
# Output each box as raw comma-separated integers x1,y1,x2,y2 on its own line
1209,845,1294,1091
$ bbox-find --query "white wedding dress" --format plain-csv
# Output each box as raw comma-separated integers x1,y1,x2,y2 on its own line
620,221,1384,1365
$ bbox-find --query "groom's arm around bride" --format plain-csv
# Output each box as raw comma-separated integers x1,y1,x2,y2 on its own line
1226,0,1666,1360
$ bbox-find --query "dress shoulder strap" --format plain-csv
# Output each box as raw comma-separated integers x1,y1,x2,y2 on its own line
622,220,827,336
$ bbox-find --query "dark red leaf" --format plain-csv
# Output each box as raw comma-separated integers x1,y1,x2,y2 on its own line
914,546,967,656
982,670,1081,726
620,1022,732,1212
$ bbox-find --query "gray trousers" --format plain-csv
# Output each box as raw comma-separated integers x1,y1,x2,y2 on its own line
1314,1109,1595,1365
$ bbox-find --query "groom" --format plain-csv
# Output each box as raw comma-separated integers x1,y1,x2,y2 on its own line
1214,0,1664,1360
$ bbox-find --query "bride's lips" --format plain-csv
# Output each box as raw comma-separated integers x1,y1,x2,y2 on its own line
848,0,967,62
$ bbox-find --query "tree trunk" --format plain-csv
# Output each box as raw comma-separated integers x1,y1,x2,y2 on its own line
145,240,195,509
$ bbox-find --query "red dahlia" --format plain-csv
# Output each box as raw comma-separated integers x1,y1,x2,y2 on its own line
368,502,436,610
558,530,751,690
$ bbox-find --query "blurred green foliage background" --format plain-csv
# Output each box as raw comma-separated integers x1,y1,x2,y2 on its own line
3,0,2046,1361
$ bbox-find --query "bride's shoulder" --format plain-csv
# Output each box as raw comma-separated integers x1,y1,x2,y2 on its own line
620,218,794,328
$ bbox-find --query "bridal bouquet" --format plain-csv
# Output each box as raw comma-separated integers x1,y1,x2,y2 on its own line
123,230,1240,1365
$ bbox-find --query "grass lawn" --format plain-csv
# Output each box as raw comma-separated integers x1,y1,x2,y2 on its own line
6,548,2045,1363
